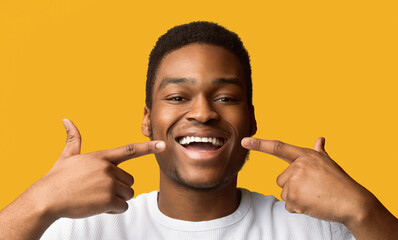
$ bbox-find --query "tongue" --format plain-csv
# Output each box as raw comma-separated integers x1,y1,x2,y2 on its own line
185,142,220,151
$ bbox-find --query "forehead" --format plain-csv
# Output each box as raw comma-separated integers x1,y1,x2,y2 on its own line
154,43,245,89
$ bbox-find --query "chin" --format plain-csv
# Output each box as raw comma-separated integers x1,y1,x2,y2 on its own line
156,142,250,191
171,163,244,192
174,175,230,191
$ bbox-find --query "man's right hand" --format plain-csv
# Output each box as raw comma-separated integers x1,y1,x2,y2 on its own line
34,119,166,219
0,119,165,239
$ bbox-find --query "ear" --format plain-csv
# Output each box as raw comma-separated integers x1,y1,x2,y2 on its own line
142,106,151,137
249,105,257,136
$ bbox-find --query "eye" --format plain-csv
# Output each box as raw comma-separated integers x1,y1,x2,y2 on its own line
216,97,237,102
166,96,185,102
171,96,183,101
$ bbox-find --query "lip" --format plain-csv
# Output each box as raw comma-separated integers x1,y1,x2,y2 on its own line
175,139,228,162
174,129,229,141
173,128,230,162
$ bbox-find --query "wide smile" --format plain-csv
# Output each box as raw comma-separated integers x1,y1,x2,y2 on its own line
177,136,224,151
174,134,228,161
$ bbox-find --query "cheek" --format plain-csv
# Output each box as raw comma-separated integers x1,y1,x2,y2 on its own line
221,107,251,136
150,105,183,139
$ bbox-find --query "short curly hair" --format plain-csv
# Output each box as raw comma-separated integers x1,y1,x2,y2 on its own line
145,21,252,109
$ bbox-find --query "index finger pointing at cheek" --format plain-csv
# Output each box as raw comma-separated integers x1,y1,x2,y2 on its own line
101,141,166,165
241,137,302,164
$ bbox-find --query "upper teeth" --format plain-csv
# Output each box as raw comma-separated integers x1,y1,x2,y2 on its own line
179,136,223,146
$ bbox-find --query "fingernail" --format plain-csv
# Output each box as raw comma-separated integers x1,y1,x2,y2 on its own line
241,138,251,147
62,119,70,132
155,141,166,150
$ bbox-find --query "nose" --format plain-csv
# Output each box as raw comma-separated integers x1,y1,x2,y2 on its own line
186,95,219,124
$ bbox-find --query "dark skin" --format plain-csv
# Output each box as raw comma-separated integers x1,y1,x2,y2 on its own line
142,43,256,220
241,137,398,239
0,118,166,239
142,43,398,237
0,43,397,239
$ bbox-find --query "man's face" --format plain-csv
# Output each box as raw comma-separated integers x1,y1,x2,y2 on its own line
142,43,256,190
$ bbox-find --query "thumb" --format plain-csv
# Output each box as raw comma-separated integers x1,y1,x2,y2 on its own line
313,137,326,153
60,119,81,158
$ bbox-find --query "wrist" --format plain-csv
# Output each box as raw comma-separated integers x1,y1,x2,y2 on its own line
343,185,380,231
0,179,60,239
27,177,60,223
343,187,398,239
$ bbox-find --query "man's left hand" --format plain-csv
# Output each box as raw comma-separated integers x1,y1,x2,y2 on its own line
241,137,373,225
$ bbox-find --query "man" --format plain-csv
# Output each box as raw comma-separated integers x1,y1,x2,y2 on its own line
0,21,397,239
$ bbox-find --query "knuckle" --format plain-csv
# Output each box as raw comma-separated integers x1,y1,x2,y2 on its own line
273,140,284,154
125,144,136,157
293,159,308,172
276,175,283,187
293,161,305,172
280,187,288,200
119,201,129,212
280,192,284,200
146,143,151,153
286,200,303,214
286,185,298,202
289,173,300,183
102,163,114,174
66,134,81,143
129,175,135,186
253,139,261,149
126,188,135,200
287,175,301,189
108,198,128,213
285,203,296,213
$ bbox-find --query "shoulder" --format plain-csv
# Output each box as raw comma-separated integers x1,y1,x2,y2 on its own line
242,189,355,240
40,191,158,240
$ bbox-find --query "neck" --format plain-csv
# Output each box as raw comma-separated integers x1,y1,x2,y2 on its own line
157,173,241,221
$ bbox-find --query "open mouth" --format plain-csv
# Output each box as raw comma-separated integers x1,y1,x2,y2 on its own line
176,136,225,151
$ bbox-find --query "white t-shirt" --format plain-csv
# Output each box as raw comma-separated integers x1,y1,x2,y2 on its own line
41,189,355,239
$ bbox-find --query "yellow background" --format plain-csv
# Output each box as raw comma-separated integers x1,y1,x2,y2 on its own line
1,1,397,217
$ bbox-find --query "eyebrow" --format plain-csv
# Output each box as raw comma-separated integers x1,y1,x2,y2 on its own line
158,78,195,90
158,77,243,90
212,78,243,87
